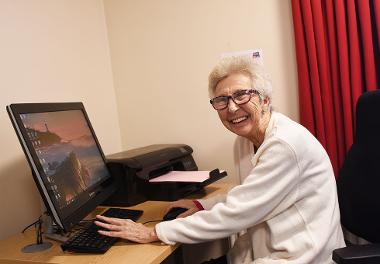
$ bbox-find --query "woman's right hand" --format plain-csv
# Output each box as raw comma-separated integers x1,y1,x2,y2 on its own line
164,199,201,218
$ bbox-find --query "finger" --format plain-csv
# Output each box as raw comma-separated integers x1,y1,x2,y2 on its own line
164,200,189,214
96,215,127,225
94,220,108,228
164,204,175,214
164,203,179,214
98,229,123,238
176,212,188,218
177,208,197,218
94,221,122,231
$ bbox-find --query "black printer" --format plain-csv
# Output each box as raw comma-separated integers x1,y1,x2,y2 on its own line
103,144,226,206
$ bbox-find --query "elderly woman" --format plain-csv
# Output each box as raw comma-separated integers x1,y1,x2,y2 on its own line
96,56,345,263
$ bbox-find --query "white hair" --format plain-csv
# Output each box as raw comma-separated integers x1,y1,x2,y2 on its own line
208,56,273,107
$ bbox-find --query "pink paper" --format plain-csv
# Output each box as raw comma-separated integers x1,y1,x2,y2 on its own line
149,170,210,183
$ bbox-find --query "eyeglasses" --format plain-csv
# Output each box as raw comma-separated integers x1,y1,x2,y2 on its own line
209,89,260,110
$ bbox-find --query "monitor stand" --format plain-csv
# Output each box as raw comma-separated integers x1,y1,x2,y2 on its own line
41,212,69,243
21,214,53,253
36,200,70,243
21,205,68,253
22,242,53,253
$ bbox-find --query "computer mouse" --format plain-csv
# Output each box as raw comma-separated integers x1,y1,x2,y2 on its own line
163,207,188,221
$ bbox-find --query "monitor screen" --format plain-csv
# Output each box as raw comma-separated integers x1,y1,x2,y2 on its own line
7,102,117,232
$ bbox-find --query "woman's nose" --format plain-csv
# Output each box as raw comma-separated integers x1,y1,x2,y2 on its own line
227,98,239,113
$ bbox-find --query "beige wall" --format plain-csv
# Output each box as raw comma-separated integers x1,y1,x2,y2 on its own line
103,0,299,182
0,0,299,241
0,0,121,239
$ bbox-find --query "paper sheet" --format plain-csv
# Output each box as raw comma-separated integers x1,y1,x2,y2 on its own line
148,170,210,183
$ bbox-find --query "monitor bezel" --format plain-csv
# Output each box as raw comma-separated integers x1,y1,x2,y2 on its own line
7,102,118,232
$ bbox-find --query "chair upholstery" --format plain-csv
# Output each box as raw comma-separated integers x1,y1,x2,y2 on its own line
333,90,380,263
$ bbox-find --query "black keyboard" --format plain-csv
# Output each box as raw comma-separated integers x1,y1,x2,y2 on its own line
61,207,143,253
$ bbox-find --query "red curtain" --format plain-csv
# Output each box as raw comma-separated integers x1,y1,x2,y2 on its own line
291,0,380,176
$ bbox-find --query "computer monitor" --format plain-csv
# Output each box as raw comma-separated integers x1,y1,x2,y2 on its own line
7,102,118,232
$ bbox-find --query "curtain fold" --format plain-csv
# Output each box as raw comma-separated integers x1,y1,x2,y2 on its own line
291,0,380,176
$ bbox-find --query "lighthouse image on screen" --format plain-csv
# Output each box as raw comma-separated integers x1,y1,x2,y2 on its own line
20,110,109,209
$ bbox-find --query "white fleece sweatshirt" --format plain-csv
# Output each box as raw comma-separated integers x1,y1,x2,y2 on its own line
155,112,345,263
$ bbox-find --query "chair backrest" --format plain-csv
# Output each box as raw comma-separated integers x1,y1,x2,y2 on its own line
337,90,380,243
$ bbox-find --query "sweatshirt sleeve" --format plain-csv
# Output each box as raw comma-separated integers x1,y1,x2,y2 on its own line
155,138,300,245
197,194,226,210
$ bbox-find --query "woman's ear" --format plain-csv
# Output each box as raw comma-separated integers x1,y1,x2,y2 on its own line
262,97,270,112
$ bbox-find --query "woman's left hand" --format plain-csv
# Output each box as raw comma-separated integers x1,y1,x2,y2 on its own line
164,199,200,218
95,215,159,243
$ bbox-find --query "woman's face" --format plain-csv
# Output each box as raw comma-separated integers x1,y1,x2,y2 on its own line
214,73,267,140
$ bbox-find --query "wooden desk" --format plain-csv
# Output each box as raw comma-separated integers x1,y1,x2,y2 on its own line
0,183,231,264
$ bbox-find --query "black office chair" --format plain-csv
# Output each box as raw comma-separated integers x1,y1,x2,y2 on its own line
333,90,380,264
